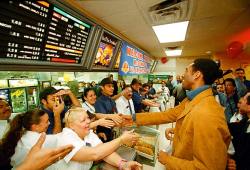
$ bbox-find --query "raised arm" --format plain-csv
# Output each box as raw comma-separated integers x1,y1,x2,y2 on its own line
53,89,81,107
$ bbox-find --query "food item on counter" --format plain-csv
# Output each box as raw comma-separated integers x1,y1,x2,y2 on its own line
134,146,154,156
136,140,153,149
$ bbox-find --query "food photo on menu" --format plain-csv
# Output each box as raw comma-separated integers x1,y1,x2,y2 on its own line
94,42,114,67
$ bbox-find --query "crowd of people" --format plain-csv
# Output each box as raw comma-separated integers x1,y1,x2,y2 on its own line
0,58,249,170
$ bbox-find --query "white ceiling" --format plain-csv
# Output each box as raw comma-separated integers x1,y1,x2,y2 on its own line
74,0,250,58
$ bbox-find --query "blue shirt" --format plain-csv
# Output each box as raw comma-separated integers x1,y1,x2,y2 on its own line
186,85,211,100
94,94,117,142
132,89,143,113
94,95,117,114
41,106,68,134
234,78,248,97
218,92,239,123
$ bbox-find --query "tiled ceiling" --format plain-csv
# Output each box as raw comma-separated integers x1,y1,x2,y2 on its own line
74,0,250,58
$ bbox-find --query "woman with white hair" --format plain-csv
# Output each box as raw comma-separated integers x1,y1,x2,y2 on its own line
55,107,142,170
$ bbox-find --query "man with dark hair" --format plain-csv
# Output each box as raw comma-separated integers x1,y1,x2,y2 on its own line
142,83,150,99
148,80,158,99
40,87,81,134
235,68,250,92
131,78,159,113
228,93,250,170
94,77,123,142
218,78,240,122
124,58,230,169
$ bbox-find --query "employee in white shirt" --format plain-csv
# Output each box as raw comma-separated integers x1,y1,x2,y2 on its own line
0,109,73,170
115,85,135,117
55,107,141,170
0,98,11,139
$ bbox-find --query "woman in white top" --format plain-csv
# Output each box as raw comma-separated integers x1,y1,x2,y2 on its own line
81,88,123,127
55,107,142,170
0,109,73,169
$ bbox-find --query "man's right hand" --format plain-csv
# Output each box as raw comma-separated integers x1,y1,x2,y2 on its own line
53,96,65,117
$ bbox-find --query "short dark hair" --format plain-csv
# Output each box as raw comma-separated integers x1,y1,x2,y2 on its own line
131,78,141,86
235,68,245,73
192,58,222,85
142,83,150,88
224,78,236,87
39,87,58,101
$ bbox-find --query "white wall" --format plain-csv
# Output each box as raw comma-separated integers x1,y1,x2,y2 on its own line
153,56,211,76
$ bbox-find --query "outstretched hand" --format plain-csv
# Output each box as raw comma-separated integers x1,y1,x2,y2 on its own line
16,133,73,170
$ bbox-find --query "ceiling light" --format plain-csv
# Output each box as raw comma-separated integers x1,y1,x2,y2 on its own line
165,49,182,56
165,47,182,56
152,21,189,43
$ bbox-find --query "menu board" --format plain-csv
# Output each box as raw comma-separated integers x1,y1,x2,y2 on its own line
93,31,119,69
0,1,93,65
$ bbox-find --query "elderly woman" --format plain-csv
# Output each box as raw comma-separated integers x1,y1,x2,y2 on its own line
55,107,141,170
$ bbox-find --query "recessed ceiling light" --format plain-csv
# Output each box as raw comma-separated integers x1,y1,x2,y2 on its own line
165,49,182,56
152,21,189,43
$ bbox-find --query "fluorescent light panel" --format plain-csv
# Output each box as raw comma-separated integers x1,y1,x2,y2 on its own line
165,49,182,56
153,21,189,43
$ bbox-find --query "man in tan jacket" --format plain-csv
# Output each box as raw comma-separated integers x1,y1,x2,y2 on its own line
130,58,231,169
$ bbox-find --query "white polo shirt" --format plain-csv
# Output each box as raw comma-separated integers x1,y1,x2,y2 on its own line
115,96,135,115
55,128,102,170
11,131,58,170
82,102,96,114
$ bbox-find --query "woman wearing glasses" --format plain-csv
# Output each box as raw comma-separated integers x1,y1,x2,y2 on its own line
55,107,141,170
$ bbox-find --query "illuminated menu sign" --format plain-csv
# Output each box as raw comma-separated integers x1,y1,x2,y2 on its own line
0,1,92,64
93,32,118,68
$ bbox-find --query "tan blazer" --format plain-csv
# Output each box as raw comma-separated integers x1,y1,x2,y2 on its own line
136,88,231,170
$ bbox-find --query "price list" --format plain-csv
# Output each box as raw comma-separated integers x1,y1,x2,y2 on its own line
43,6,91,63
0,1,92,64
0,1,48,61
